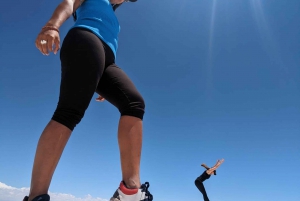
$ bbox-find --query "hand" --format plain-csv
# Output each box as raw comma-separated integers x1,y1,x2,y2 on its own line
35,28,60,55
214,159,225,167
96,95,105,102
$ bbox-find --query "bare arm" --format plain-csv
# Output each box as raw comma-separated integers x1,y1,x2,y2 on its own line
46,0,84,28
206,159,224,175
201,163,216,175
201,164,210,170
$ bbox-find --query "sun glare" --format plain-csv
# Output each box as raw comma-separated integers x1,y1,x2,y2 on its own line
205,0,218,97
250,0,284,69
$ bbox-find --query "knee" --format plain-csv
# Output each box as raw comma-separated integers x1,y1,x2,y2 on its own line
195,180,203,189
120,94,145,120
195,179,202,184
52,106,85,131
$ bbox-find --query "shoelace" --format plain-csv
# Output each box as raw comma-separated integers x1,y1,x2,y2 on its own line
142,182,153,201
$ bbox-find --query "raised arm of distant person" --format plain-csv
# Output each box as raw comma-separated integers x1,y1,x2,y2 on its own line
206,159,224,175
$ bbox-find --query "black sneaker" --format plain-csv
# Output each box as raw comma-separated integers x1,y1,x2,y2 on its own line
23,194,50,201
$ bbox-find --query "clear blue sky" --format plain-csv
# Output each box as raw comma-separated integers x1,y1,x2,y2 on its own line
1,0,300,201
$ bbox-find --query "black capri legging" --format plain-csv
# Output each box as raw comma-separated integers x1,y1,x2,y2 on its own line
195,171,211,201
52,28,145,131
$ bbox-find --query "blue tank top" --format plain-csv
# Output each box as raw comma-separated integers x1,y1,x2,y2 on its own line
71,0,120,58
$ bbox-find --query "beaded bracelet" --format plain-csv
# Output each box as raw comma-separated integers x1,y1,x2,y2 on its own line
42,26,60,33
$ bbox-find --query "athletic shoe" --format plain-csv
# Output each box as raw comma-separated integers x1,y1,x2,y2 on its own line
23,194,50,201
110,181,153,201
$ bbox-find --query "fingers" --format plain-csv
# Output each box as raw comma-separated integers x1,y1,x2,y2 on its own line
53,37,60,54
215,159,224,168
218,159,225,164
35,34,48,55
35,37,44,55
36,37,50,55
47,38,54,54
42,39,50,55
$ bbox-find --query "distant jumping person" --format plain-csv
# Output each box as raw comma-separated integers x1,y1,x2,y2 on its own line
195,159,224,201
22,0,152,201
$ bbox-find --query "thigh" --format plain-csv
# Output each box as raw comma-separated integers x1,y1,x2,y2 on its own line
95,63,144,112
58,28,106,115
195,180,204,191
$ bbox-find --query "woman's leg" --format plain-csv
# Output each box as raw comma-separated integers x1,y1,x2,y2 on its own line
118,116,143,188
28,28,107,201
195,180,210,201
96,63,145,188
28,121,71,201
195,171,211,201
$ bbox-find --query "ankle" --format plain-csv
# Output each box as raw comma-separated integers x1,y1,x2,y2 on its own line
123,178,140,189
28,193,49,201
28,195,35,201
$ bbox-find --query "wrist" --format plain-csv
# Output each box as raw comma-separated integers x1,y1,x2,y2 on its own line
45,20,61,29
41,25,60,33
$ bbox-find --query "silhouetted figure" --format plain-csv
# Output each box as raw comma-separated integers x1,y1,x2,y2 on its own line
195,159,224,201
